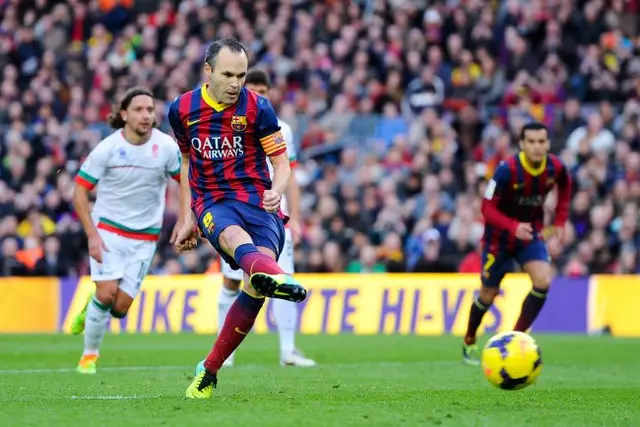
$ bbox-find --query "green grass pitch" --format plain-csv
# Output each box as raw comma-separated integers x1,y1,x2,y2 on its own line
1,334,639,427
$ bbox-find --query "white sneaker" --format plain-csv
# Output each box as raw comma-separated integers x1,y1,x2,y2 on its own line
280,350,317,367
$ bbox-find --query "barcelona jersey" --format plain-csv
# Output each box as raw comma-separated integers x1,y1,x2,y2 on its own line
167,85,287,219
481,152,572,254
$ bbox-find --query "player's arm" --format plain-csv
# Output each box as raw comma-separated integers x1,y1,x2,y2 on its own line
282,122,302,242
257,97,290,211
549,160,573,243
73,143,109,261
481,162,525,237
167,99,191,222
554,162,572,227
168,97,198,250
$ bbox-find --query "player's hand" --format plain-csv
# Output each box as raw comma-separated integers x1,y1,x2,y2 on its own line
543,225,565,245
515,223,534,241
263,189,282,213
288,217,302,245
88,233,108,263
169,218,183,245
174,219,199,253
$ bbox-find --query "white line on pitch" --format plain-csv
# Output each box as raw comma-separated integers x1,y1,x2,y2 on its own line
0,365,187,374
68,395,159,400
0,361,458,374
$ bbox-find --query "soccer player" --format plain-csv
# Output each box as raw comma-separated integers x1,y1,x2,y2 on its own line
217,69,316,368
462,122,572,365
168,38,308,399
71,87,183,374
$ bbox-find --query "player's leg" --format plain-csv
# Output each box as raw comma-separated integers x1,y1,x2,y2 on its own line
273,228,316,366
110,239,156,319
462,251,511,365
514,240,553,332
77,280,119,374
219,259,242,367
186,204,275,398
77,231,125,374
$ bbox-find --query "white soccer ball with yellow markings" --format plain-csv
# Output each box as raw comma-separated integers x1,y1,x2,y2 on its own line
481,331,543,390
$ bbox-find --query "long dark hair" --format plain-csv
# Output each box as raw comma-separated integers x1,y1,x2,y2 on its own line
107,87,155,129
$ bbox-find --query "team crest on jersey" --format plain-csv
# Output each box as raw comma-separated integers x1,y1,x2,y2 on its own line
152,144,159,158
231,115,247,132
118,148,126,159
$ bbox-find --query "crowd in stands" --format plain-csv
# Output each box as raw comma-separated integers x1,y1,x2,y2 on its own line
1,0,639,277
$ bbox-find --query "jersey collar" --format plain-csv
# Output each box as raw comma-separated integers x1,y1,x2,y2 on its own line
518,151,546,177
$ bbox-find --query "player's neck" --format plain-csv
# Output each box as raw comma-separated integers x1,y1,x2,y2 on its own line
121,127,151,146
205,84,228,107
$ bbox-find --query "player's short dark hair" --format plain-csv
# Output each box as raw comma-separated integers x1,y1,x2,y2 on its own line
245,69,271,88
107,87,154,129
520,122,548,140
204,37,248,69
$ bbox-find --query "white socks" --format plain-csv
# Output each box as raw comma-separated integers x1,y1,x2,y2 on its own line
83,297,111,356
218,287,240,363
272,298,298,357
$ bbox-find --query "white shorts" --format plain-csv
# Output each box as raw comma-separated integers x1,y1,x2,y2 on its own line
221,228,294,281
89,228,156,299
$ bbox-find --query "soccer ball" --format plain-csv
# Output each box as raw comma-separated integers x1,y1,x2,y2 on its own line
481,331,542,390
194,360,205,376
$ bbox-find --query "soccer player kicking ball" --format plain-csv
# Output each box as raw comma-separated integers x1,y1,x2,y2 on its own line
217,69,316,368
71,88,183,374
168,38,308,399
462,122,572,365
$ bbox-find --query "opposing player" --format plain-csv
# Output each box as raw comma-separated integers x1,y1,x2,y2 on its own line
462,122,572,365
71,87,183,374
168,38,308,398
216,69,316,368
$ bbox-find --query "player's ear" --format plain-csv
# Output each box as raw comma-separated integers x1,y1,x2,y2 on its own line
120,110,127,123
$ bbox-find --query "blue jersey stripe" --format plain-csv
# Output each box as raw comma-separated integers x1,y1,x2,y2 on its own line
231,92,257,204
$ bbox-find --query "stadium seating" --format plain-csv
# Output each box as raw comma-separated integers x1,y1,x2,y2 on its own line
0,0,638,276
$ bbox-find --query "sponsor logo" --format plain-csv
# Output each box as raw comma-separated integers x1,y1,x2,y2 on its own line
190,136,244,159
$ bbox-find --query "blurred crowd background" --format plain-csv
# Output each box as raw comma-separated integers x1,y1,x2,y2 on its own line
1,0,639,278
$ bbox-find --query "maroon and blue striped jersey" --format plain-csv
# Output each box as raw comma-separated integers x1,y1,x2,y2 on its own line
167,85,287,219
481,152,572,253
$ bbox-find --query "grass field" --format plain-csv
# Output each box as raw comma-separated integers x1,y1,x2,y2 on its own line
1,334,639,427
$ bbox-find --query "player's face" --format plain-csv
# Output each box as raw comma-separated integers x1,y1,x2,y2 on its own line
205,47,248,105
121,94,154,136
520,129,550,164
245,83,269,98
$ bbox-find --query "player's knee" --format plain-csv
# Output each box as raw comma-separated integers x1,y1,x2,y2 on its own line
479,287,500,304
223,277,242,291
529,267,552,289
219,226,251,254
112,291,134,315
533,275,552,290
95,281,118,306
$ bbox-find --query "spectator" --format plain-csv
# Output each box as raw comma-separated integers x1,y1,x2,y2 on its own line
0,0,637,277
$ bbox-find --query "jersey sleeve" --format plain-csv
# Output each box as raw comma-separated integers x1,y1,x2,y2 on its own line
75,141,111,190
167,97,189,154
165,142,182,183
255,97,286,157
481,161,520,235
279,120,298,167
